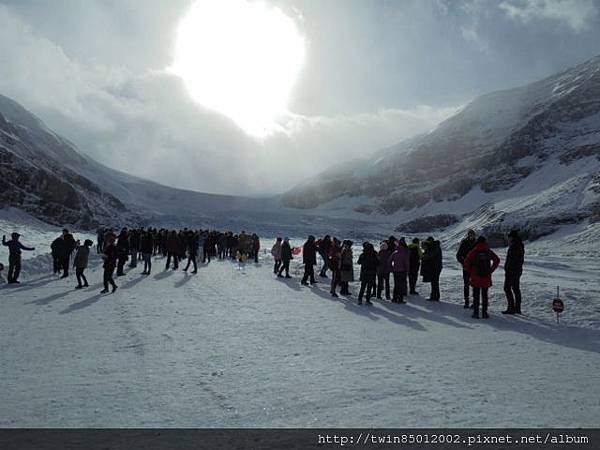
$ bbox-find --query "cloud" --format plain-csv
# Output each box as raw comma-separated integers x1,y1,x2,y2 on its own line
0,3,456,196
499,0,598,32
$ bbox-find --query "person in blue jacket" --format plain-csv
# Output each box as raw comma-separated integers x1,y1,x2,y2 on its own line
2,232,35,284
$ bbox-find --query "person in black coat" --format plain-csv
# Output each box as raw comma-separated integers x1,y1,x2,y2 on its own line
421,237,443,301
503,229,525,314
140,231,154,275
101,234,118,293
301,235,317,285
456,229,477,308
357,242,379,305
116,228,130,276
61,229,76,278
318,235,332,278
277,238,293,278
183,231,199,273
50,235,66,274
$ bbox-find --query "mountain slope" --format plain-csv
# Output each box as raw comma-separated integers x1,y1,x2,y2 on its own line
0,94,274,229
281,54,600,237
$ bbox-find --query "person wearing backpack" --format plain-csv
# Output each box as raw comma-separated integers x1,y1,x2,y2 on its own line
464,236,500,319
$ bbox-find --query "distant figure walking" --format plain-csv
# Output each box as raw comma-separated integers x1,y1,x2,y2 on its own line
503,230,525,315
277,238,293,278
2,233,35,284
301,235,317,285
101,233,118,294
73,239,92,289
464,236,500,319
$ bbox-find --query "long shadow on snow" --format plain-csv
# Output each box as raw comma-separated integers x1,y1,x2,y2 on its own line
378,297,472,330
121,275,146,290
401,294,600,354
288,282,427,331
154,270,175,281
1,274,57,293
26,289,72,306
174,273,194,288
60,293,106,314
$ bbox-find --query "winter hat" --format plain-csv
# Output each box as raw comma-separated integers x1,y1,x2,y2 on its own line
412,237,420,244
508,229,520,239
84,239,93,246
284,237,289,242
11,232,20,239
477,236,487,244
426,236,434,242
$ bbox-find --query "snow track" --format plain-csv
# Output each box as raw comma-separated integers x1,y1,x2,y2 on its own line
1,254,599,427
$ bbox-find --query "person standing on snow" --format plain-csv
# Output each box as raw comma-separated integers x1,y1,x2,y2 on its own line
2,233,35,284
101,234,118,294
421,236,443,301
301,235,317,286
339,240,354,296
318,235,332,278
503,229,525,315
61,229,76,278
377,241,392,300
116,228,129,276
464,236,500,319
456,229,477,308
73,239,92,289
271,237,283,274
329,238,342,297
277,237,293,278
389,238,410,303
140,230,154,275
408,238,422,295
357,242,379,305
50,234,66,275
251,234,260,263
183,230,199,274
165,230,181,270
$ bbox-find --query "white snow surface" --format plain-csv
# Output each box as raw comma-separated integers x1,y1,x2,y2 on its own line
1,229,599,427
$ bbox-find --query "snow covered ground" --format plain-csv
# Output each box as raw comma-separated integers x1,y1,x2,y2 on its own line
1,232,599,427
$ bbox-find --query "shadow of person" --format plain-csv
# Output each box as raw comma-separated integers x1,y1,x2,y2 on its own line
60,293,105,314
26,290,72,306
174,273,193,288
154,270,175,281
121,275,145,290
307,283,428,331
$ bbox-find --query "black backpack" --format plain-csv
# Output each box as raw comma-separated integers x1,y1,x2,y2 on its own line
472,250,491,277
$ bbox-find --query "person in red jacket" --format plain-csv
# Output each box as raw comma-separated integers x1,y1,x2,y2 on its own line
464,236,500,319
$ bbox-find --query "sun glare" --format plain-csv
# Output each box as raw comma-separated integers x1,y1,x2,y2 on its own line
170,0,306,137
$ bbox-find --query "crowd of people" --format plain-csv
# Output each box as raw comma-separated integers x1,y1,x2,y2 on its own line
2,225,525,319
274,229,524,319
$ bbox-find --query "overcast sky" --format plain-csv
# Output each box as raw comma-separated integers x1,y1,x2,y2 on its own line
1,0,599,195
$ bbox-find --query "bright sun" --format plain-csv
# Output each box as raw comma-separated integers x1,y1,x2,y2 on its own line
170,0,306,137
